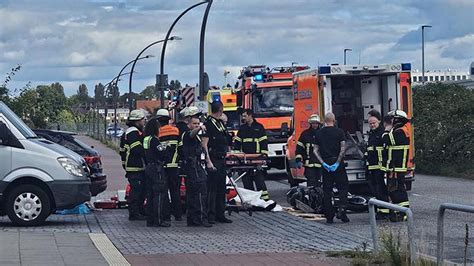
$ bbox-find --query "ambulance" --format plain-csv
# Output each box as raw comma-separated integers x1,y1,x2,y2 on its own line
286,63,415,193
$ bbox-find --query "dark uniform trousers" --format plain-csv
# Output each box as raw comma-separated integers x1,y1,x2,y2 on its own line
166,167,182,219
387,172,409,206
185,159,208,225
368,169,390,204
126,172,146,217
305,167,322,187
322,165,349,219
242,169,267,192
145,163,170,224
207,155,226,222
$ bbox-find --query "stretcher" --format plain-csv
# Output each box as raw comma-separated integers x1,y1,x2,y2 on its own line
225,151,270,216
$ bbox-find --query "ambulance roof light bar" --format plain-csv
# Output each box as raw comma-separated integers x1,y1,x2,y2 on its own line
318,63,412,75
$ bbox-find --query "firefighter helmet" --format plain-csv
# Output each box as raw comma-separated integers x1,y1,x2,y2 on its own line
156,109,170,118
128,109,145,121
389,110,409,126
308,114,321,124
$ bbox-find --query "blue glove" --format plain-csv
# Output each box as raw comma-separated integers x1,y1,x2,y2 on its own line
322,162,331,171
330,163,340,172
296,161,303,169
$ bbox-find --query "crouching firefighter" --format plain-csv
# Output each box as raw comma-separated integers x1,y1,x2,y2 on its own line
143,118,171,227
182,116,212,227
383,110,411,222
120,109,147,221
295,114,322,187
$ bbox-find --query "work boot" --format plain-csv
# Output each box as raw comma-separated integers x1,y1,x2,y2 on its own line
129,213,147,221
326,218,334,224
216,217,233,223
389,212,406,222
202,221,213,228
159,221,171,227
337,209,350,223
376,213,389,220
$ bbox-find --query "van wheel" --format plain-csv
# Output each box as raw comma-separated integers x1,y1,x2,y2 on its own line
5,184,51,226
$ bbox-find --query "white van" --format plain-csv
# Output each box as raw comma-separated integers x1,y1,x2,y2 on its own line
0,101,91,226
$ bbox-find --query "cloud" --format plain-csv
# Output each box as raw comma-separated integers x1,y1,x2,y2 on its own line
0,0,473,97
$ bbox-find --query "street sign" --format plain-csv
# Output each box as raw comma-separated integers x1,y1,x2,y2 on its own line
194,100,209,114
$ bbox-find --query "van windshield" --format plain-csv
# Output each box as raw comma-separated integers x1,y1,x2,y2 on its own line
252,86,293,117
0,102,37,138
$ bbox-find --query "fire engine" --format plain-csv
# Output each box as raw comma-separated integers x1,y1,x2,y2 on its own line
237,65,309,170
286,63,415,193
206,86,240,132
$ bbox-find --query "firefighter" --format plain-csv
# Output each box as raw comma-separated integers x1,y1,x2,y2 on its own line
295,114,322,187
156,109,182,222
383,110,411,222
182,115,212,227
119,109,147,220
366,110,390,219
234,109,270,200
313,112,350,224
202,101,233,224
143,118,171,227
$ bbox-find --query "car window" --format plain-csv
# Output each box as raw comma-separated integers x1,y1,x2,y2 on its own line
59,138,87,156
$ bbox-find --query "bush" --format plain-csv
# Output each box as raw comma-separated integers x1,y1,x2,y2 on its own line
413,83,474,178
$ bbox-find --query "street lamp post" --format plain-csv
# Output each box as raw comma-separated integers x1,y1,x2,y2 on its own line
344,48,352,65
128,36,181,111
159,1,211,108
421,25,432,84
199,0,213,101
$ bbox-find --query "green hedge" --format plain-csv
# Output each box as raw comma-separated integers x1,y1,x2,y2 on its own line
413,83,474,178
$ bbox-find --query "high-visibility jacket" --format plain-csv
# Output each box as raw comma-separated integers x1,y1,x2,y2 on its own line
234,121,268,155
365,124,385,170
143,135,169,166
119,126,145,172
295,128,321,168
383,125,410,173
158,125,180,168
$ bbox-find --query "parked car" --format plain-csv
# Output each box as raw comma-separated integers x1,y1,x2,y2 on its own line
33,129,107,197
106,126,124,138
0,101,91,226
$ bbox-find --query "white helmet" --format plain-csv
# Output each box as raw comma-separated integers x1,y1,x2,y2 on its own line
180,106,200,117
388,110,408,119
156,109,170,118
128,109,145,121
308,114,321,124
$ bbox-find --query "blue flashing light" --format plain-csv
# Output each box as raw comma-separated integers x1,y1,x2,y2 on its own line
253,73,264,81
401,63,411,71
172,96,178,101
319,66,331,74
212,92,221,102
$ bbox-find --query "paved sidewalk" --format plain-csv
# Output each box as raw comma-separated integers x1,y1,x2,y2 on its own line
0,231,108,266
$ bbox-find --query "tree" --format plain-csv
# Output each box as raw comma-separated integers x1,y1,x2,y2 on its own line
413,83,474,178
94,83,106,106
140,85,156,99
36,83,67,124
77,84,89,104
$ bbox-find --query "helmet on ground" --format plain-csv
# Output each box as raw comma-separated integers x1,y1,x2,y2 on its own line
308,114,321,124
128,109,145,121
286,186,306,209
156,109,170,118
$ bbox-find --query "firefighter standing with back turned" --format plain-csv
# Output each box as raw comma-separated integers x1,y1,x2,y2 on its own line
156,109,183,222
383,110,411,222
119,109,147,221
143,118,171,227
366,110,390,219
234,109,270,200
295,114,322,187
202,101,233,224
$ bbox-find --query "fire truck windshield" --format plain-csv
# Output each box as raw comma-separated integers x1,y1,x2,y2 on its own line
252,86,293,117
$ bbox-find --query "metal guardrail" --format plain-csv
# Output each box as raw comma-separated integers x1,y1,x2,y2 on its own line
368,198,416,265
437,203,474,266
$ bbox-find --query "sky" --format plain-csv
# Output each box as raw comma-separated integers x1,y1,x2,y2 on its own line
1,0,473,97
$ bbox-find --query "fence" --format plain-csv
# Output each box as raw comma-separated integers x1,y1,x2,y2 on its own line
437,203,474,266
368,198,416,265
